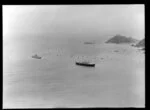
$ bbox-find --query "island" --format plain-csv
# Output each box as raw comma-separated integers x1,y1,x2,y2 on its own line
105,34,138,44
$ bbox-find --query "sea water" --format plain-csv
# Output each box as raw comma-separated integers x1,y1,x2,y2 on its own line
3,35,145,108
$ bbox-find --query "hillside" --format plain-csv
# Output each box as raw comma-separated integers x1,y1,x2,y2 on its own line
135,39,145,47
105,35,138,44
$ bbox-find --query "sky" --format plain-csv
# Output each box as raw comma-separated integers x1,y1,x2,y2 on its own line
3,5,144,40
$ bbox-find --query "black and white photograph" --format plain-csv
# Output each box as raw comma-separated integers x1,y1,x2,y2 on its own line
3,5,145,108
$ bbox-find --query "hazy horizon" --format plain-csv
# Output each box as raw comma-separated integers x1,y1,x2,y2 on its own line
3,5,144,40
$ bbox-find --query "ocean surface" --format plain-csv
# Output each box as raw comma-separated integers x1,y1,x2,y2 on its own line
3,35,145,108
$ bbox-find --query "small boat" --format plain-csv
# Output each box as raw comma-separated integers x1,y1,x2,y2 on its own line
75,61,95,67
114,50,119,52
32,54,42,59
84,42,95,44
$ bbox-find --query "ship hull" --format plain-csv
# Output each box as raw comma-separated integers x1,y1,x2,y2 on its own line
75,62,95,67
32,56,41,59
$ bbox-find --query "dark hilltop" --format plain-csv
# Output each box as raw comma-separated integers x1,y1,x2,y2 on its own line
105,34,139,44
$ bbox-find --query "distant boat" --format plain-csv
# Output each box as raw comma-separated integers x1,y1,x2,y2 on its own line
84,42,95,44
114,50,119,52
32,54,42,59
75,61,95,67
